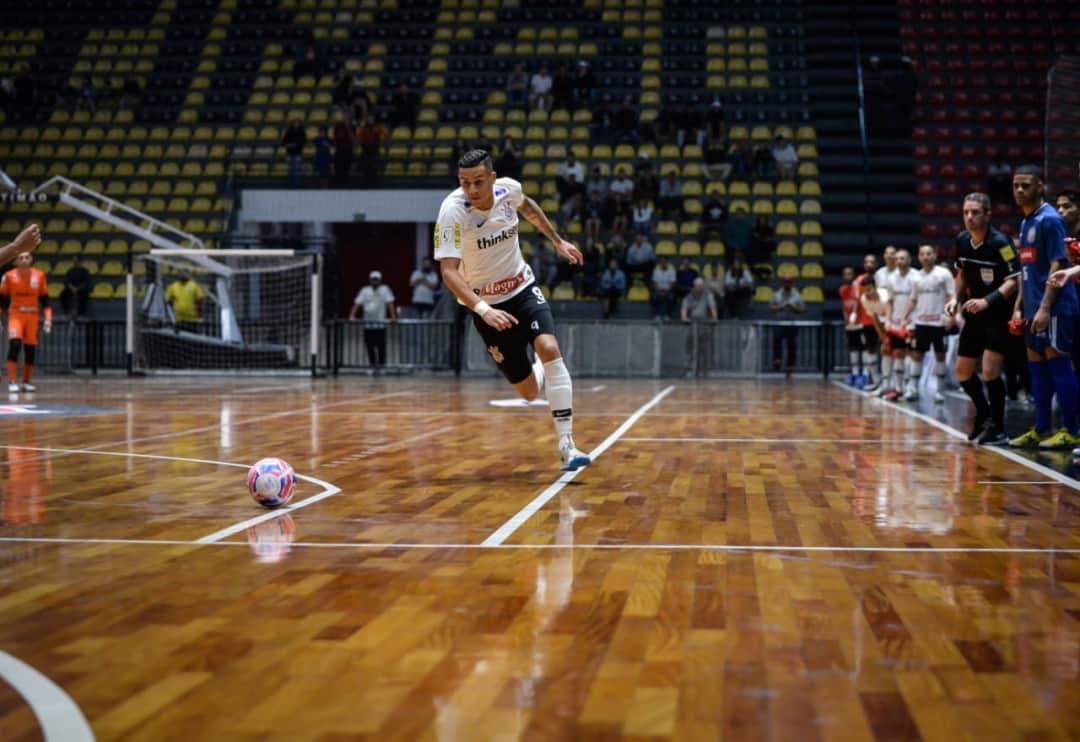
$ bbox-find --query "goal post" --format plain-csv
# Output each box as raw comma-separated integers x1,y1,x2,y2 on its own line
128,248,321,374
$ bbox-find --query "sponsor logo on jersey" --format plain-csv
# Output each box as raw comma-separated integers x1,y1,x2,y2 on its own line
479,268,529,297
477,224,518,250
1020,247,1037,264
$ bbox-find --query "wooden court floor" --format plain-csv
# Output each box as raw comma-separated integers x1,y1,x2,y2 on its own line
1,376,1079,741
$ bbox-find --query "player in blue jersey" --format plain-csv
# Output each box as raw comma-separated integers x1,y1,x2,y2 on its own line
1008,165,1080,448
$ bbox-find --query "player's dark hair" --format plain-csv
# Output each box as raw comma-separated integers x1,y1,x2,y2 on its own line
1014,164,1043,181
458,149,493,170
1057,189,1080,204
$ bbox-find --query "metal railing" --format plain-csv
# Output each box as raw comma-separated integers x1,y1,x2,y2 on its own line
12,318,850,378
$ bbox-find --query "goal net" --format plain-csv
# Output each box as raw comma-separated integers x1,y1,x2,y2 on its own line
130,249,319,373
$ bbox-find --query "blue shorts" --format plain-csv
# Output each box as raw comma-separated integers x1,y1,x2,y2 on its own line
1025,315,1076,355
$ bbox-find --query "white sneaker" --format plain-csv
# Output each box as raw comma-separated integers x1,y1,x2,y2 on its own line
903,389,919,402
934,392,945,404
21,383,35,392
7,383,18,393
559,439,591,472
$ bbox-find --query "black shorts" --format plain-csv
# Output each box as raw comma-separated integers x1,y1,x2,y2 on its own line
471,282,557,384
914,325,946,354
845,326,877,352
957,312,1009,359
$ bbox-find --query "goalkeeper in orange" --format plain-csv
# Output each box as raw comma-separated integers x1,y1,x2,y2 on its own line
1,250,52,393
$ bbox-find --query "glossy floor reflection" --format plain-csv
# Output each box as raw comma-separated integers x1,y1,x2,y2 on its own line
0,377,1077,740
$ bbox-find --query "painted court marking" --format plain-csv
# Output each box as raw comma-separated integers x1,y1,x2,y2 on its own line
481,385,676,546
0,651,95,742
622,436,960,445
833,381,1080,491
0,535,1077,555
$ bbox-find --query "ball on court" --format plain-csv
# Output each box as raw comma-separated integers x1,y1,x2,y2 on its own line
247,457,296,509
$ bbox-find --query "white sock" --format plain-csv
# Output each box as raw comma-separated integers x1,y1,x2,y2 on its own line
532,356,545,393
893,362,904,392
935,362,945,396
882,355,893,386
544,357,574,443
849,350,859,372
862,351,876,379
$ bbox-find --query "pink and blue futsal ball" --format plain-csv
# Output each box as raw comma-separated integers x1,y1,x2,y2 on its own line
247,457,296,509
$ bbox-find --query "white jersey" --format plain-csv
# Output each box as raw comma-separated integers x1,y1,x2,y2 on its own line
911,265,955,327
874,265,896,304
887,269,916,325
434,177,534,303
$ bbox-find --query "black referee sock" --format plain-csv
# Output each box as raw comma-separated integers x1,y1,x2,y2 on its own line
985,377,1006,429
960,376,990,419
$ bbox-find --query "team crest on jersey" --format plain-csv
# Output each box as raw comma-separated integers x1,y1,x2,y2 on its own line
487,345,505,363
980,268,994,284
500,200,515,219
1026,226,1037,244
29,277,38,289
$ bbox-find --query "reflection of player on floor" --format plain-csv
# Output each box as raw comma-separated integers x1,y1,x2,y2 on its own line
435,149,590,471
0,251,52,393
1009,165,1079,449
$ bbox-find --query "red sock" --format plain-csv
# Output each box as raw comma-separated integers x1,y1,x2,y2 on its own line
7,360,15,383
22,364,33,383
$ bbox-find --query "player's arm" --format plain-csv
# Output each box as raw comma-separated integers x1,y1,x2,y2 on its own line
438,257,517,331
38,276,52,333
903,281,918,323
0,224,42,265
517,196,582,265
946,270,965,315
1049,265,1080,288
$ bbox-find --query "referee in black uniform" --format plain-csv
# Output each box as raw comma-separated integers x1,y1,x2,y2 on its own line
945,192,1021,444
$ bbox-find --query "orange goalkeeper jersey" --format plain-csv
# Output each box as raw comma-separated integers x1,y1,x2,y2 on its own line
0,268,48,312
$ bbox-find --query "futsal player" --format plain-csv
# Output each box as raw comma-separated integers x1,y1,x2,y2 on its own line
945,193,1019,444
0,251,52,393
883,248,916,401
1009,166,1079,449
904,243,954,402
434,149,590,471
872,245,898,395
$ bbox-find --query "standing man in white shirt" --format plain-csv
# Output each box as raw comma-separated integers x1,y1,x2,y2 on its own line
349,270,397,371
434,149,590,471
409,257,440,318
873,245,898,395
904,244,956,402
884,248,916,401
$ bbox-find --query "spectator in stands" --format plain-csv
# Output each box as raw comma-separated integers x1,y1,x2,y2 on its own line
704,127,732,181
313,126,333,185
529,65,553,112
573,60,595,109
495,137,522,181
599,257,627,319
1058,189,1080,238
281,120,307,185
606,232,628,266
749,216,776,267
577,238,603,298
729,140,751,178
625,233,656,283
987,161,1012,206
349,270,397,372
585,164,608,205
389,84,419,131
702,196,727,238
356,114,387,186
723,253,755,318
675,257,700,303
658,172,683,220
507,64,528,109
332,111,354,188
332,71,354,108
631,197,654,235
655,101,677,144
651,257,677,320
772,135,799,180
351,77,374,125
676,106,703,149
752,142,774,179
609,166,635,206
552,63,574,111
583,191,605,242
61,256,92,319
556,152,585,219
76,77,98,113
295,39,321,78
705,99,725,141
409,258,440,318
681,277,718,322
705,262,725,313
588,100,612,143
771,275,806,377
613,96,639,145
724,206,753,256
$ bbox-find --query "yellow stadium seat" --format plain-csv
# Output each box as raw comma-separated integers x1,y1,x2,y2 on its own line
797,143,818,159
776,220,798,236
801,263,823,279
655,240,677,256
627,282,650,302
775,181,797,196
552,283,575,301
802,286,824,303
679,240,701,256
703,241,725,257
800,200,822,215
753,286,773,303
801,241,823,258
777,262,799,279
100,261,125,276
751,200,773,215
728,180,750,197
799,181,822,197
90,283,114,299
798,162,819,178
776,199,798,215
776,241,799,257
800,221,823,237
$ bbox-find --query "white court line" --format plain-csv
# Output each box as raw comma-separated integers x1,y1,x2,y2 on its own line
0,651,95,742
194,425,455,543
832,381,1080,491
978,480,1063,485
622,437,959,444
3,445,343,544
0,535,1078,555
481,385,676,546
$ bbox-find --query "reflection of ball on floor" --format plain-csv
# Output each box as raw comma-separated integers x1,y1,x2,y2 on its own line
247,457,296,509
247,515,296,563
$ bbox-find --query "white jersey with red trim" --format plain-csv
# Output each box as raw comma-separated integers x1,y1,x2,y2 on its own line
434,177,535,303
